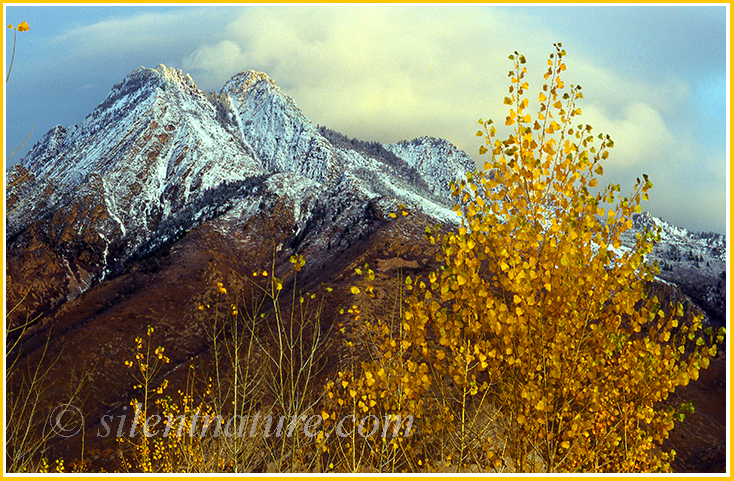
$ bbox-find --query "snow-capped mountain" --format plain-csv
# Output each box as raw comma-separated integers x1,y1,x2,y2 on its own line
622,212,726,326
7,66,264,255
6,64,473,313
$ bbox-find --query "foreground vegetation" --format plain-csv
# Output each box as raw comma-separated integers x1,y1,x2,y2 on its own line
6,45,724,473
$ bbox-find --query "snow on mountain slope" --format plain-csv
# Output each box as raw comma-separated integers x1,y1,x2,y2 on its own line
8,65,264,245
218,70,473,222
622,212,726,271
621,212,726,326
6,64,475,308
384,137,475,201
219,70,340,184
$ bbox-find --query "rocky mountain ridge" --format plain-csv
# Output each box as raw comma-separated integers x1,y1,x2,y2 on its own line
625,212,726,326
6,64,474,319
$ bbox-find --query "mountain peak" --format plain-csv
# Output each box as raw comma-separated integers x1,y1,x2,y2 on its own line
221,70,277,97
151,64,199,90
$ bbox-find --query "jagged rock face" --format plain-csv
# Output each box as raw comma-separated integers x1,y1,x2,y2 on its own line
219,71,340,183
6,65,473,321
622,213,727,327
8,66,264,242
384,137,474,200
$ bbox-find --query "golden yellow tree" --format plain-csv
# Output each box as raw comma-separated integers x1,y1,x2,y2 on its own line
326,44,724,473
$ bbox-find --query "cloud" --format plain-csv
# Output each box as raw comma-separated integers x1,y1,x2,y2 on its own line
184,40,244,80
181,6,561,153
642,165,726,234
41,7,234,78
179,5,702,178
582,101,675,167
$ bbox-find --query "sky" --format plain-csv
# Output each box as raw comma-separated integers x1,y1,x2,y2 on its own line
3,4,729,234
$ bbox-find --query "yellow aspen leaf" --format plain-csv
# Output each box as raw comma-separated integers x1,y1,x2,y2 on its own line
17,21,29,32
350,286,360,294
